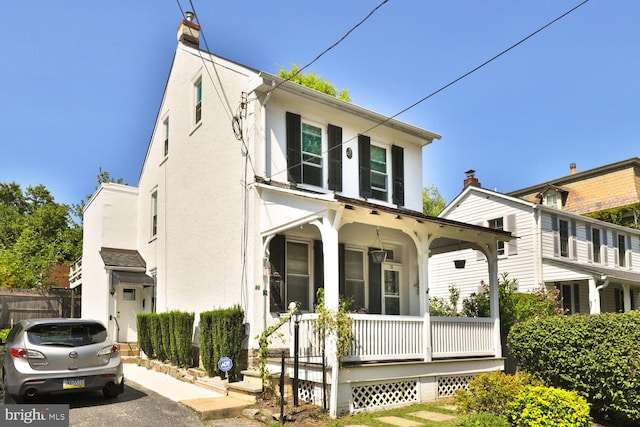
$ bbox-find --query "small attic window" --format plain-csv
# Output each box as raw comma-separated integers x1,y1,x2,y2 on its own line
545,192,558,208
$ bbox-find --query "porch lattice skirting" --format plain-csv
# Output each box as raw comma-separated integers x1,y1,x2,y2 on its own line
351,380,419,411
437,374,475,398
299,380,325,406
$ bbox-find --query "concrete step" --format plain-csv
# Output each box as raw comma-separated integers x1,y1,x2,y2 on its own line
180,396,253,420
227,381,263,402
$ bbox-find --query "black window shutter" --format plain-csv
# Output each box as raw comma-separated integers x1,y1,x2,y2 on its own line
506,214,518,256
313,240,324,306
269,234,286,313
358,135,371,198
328,124,343,191
338,243,345,297
391,145,404,206
286,112,302,184
368,248,381,314
574,284,580,314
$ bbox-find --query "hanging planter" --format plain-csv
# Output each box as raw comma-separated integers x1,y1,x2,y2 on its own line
454,259,466,269
370,249,387,264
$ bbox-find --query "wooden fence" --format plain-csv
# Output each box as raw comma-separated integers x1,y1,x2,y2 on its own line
0,288,81,329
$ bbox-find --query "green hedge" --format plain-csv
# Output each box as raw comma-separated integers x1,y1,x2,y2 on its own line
508,311,640,422
171,311,195,367
136,313,155,358
199,305,245,381
136,311,195,367
148,314,166,361
506,385,591,427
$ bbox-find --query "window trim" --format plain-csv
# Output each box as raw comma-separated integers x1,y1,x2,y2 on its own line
344,248,366,311
285,239,312,311
300,120,325,188
370,143,388,202
488,217,505,256
151,191,158,238
163,117,170,157
194,76,203,125
592,227,601,264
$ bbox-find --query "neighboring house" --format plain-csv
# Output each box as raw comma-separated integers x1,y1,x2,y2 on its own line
508,158,640,227
76,14,513,416
429,171,640,315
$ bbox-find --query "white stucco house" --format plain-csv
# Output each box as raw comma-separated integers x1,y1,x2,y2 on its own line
429,171,640,315
75,14,514,416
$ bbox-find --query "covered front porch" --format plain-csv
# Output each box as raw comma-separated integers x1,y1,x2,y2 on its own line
256,185,513,416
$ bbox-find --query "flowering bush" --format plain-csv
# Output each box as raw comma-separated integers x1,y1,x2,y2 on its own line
462,281,490,317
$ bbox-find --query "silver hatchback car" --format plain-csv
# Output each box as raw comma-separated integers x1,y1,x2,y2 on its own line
0,318,124,403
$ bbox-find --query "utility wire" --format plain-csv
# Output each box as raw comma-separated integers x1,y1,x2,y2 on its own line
262,0,591,183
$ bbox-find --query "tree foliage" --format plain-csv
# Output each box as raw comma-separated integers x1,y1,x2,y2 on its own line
72,167,126,223
277,64,351,102
422,185,446,216
0,182,81,288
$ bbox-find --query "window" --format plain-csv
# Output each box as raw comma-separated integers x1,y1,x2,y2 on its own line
301,123,323,187
560,283,580,314
559,219,569,258
286,241,310,311
545,192,557,208
151,192,158,237
592,227,601,263
163,118,169,156
488,217,505,256
618,234,626,267
194,78,202,124
123,288,136,301
370,145,388,201
345,249,365,310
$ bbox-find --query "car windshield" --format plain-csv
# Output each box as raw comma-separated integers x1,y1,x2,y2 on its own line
26,323,107,347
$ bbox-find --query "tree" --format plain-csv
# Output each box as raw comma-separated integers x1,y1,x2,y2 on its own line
0,182,81,288
422,185,446,216
277,64,351,102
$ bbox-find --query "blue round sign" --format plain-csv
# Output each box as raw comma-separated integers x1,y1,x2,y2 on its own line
217,356,233,372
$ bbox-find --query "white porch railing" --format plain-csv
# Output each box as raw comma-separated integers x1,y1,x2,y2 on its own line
294,314,497,363
430,316,495,358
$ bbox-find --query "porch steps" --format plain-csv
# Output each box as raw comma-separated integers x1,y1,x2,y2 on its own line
118,342,140,363
226,369,274,402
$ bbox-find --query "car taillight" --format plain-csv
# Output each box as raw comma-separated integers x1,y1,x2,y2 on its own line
97,344,120,356
10,347,45,359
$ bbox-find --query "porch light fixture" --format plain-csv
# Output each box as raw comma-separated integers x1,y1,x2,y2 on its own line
370,226,387,264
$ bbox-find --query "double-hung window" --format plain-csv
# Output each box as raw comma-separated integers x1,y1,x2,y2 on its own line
618,234,626,267
194,78,202,124
559,219,569,258
301,123,323,187
151,192,158,238
286,241,310,311
358,135,405,205
370,145,388,201
592,227,601,263
163,118,169,156
488,217,505,256
344,249,365,310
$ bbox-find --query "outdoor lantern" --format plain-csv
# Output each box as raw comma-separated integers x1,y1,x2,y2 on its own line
369,226,387,264
292,307,302,325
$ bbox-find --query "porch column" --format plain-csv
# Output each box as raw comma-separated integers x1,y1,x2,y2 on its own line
314,214,340,418
588,277,601,314
486,245,501,358
622,284,631,312
420,233,432,362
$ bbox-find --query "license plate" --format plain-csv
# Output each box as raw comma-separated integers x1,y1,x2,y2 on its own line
63,378,85,389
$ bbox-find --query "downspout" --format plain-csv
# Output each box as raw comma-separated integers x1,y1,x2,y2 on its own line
596,276,610,313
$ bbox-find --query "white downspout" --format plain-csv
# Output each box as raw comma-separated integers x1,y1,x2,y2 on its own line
595,276,610,313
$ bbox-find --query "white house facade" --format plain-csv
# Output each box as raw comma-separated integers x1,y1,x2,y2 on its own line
429,182,640,315
77,15,514,416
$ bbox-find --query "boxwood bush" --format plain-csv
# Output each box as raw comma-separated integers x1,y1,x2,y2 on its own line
508,311,640,422
506,385,591,427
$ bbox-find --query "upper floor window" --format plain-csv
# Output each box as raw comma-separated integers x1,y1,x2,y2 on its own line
545,192,558,208
163,118,169,157
618,234,626,267
552,215,575,259
194,78,202,124
370,145,388,201
488,217,505,256
559,219,569,258
592,227,601,263
151,192,158,237
286,112,343,191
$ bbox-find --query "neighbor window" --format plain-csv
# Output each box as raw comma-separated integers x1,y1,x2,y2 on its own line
301,122,323,187
592,228,601,263
560,283,580,314
345,249,365,311
123,288,136,301
194,78,202,124
370,145,388,201
559,219,569,258
286,241,310,311
163,118,169,156
151,192,158,237
488,217,505,256
618,234,626,267
545,192,557,208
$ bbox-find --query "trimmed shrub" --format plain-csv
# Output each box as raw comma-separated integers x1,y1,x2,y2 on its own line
199,305,245,381
454,371,542,415
508,311,640,421
171,311,195,367
159,312,173,363
136,313,155,358
506,385,591,427
457,412,509,427
148,313,166,361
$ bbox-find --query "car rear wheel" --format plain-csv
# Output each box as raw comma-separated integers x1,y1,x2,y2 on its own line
103,378,124,398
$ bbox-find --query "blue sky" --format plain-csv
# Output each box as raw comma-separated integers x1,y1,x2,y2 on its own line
2,1,638,209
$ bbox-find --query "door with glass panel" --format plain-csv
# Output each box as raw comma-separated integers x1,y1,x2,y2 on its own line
382,265,400,315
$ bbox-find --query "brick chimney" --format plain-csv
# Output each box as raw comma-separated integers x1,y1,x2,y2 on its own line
177,11,200,48
570,163,577,175
463,169,481,189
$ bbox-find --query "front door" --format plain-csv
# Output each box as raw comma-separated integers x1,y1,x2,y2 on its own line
382,265,400,315
116,286,141,342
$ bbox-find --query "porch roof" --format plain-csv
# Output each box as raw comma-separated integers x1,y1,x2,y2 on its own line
112,271,154,287
100,247,146,269
543,256,640,284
